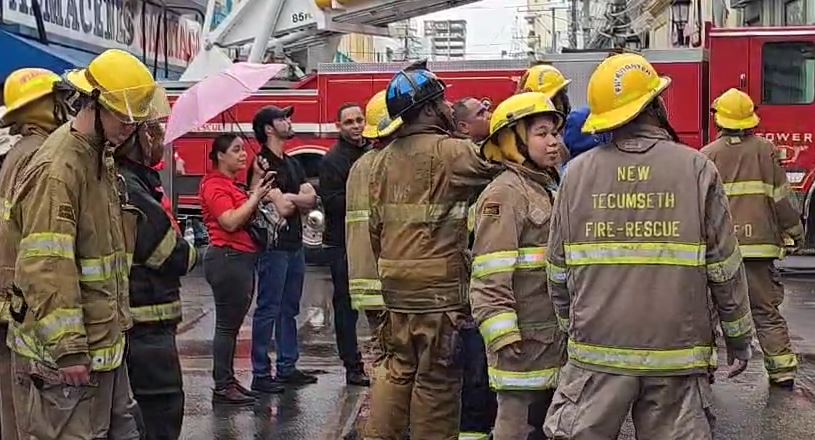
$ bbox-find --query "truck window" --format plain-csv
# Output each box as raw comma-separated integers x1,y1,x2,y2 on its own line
763,42,815,105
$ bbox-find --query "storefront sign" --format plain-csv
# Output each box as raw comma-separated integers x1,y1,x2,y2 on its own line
3,0,201,69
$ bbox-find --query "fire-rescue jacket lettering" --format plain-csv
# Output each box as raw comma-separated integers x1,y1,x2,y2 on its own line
119,158,197,325
470,163,567,391
0,126,49,325
9,123,133,371
346,149,384,311
368,123,502,313
701,134,803,259
546,123,753,376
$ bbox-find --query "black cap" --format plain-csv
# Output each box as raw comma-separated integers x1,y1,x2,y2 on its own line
253,105,294,143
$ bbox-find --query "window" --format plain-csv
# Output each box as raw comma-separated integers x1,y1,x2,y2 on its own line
763,42,815,104
784,0,805,26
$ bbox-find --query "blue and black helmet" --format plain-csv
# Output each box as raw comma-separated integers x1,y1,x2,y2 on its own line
386,60,446,119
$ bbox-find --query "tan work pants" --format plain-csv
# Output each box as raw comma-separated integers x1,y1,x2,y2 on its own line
364,310,465,440
0,324,18,440
493,390,554,440
22,362,140,440
745,260,798,382
11,351,30,440
544,363,715,440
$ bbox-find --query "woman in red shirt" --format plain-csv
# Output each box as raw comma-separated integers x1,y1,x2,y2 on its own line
200,134,275,406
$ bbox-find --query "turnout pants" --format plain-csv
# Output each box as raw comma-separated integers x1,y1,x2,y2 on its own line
127,323,184,440
745,260,798,382
21,362,140,440
493,390,554,440
544,363,715,440
364,310,465,440
0,324,18,440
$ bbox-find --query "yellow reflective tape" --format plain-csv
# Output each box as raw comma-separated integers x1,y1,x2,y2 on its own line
35,307,85,344
472,250,518,279
187,245,198,273
349,278,382,293
739,244,784,259
131,300,182,323
19,233,75,259
79,252,131,282
568,339,715,372
381,202,469,223
547,262,567,284
564,242,705,267
10,326,125,372
350,294,385,310
472,247,547,279
723,180,788,202
517,247,547,269
467,204,476,233
0,198,11,221
707,246,742,283
346,210,370,224
145,228,177,269
721,312,753,339
764,353,799,372
479,312,520,347
459,432,490,440
488,366,560,391
556,314,569,332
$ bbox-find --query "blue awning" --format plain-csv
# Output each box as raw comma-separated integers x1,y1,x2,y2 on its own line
0,30,96,82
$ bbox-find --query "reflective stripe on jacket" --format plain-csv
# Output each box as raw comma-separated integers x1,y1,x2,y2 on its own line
701,134,803,259
120,159,196,325
9,123,132,371
346,150,384,311
0,127,49,324
546,123,753,376
470,164,567,391
368,123,501,312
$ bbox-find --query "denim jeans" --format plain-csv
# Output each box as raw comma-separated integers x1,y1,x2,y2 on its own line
203,246,256,390
252,248,305,378
325,246,362,371
460,324,497,434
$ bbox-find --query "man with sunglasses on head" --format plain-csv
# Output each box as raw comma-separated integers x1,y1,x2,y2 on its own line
7,49,164,439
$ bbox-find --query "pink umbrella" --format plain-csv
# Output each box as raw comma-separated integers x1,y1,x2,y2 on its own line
164,62,287,145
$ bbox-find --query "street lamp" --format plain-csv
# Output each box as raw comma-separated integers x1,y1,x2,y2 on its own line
671,0,691,47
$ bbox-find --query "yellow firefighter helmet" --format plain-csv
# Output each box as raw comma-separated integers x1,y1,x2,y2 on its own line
520,64,572,98
582,53,671,134
711,88,760,131
3,68,61,116
65,49,169,123
362,90,403,140
482,92,564,164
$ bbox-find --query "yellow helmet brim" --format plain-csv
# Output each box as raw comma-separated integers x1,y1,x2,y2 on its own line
714,112,760,131
540,78,572,99
65,69,94,95
582,76,672,134
362,116,403,140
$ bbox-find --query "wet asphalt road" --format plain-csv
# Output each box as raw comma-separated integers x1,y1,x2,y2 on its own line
174,258,815,439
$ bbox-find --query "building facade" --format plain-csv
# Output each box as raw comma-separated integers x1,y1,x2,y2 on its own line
424,19,467,60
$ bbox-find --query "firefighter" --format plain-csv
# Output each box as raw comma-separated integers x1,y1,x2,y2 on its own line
363,60,502,440
346,90,401,369
470,92,568,440
0,67,75,440
8,49,167,439
703,88,803,388
115,120,197,438
518,64,572,182
544,53,754,438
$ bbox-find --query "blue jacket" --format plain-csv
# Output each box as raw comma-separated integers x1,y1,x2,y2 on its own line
561,107,610,177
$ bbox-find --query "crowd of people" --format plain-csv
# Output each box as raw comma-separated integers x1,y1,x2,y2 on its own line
0,46,803,440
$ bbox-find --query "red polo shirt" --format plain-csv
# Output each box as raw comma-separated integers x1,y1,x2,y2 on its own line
200,171,258,253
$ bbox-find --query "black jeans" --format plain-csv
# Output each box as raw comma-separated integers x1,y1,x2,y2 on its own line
460,324,497,434
204,246,256,389
325,246,362,371
127,323,184,440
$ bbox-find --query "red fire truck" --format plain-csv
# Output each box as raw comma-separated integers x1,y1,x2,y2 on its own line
163,25,815,247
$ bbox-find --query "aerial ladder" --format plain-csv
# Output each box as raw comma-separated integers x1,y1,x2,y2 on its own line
181,0,484,81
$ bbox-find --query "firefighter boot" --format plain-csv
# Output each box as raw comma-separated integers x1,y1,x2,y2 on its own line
744,260,798,385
